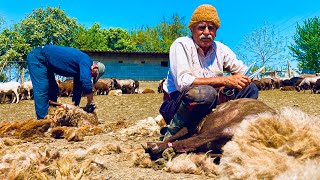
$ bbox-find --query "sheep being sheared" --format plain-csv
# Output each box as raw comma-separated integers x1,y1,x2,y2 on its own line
146,98,276,158
218,107,320,179
0,104,102,141
143,99,320,179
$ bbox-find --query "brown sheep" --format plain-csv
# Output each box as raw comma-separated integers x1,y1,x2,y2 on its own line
58,79,73,97
313,79,320,94
158,78,166,93
142,88,155,94
272,77,281,89
145,98,276,159
252,80,263,90
94,78,114,95
259,78,273,90
280,86,295,91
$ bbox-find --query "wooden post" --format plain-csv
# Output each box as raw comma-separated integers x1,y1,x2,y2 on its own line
287,61,291,78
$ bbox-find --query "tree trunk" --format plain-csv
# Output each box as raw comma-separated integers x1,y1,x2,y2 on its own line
21,67,25,84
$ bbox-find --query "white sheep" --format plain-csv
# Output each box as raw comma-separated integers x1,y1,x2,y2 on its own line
20,80,33,100
108,89,122,96
297,76,320,93
0,81,21,103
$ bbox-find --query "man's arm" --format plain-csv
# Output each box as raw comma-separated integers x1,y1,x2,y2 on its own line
192,73,251,90
86,93,94,106
83,93,96,113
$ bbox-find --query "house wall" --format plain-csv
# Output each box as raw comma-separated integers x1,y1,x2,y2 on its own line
84,51,169,81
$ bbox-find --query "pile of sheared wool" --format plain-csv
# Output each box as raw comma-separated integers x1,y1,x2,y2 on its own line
218,107,320,179
157,107,320,179
47,104,99,127
0,105,101,141
118,116,161,138
0,146,107,179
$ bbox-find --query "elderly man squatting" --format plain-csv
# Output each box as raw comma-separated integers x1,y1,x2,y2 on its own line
161,4,259,139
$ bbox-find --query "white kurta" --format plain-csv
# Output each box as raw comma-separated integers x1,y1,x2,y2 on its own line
163,36,247,93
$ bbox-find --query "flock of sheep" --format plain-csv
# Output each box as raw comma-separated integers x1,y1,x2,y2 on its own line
1,73,319,105
252,74,320,93
0,77,159,104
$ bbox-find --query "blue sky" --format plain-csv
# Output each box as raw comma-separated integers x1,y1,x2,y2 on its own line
1,0,320,52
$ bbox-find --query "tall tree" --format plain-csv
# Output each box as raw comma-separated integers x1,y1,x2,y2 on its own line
0,16,4,31
104,27,136,51
17,6,79,48
157,14,188,52
236,22,284,68
72,23,109,50
289,17,320,72
131,14,188,52
0,28,31,82
131,26,161,52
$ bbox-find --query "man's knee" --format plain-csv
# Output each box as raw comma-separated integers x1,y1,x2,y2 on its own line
184,85,218,106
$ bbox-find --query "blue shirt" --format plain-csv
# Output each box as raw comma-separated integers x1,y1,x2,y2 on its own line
41,45,93,104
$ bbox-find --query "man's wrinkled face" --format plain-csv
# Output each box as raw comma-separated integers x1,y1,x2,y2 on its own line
191,21,217,51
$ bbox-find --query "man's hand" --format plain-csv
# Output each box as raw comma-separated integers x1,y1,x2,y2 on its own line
84,103,96,113
224,74,251,90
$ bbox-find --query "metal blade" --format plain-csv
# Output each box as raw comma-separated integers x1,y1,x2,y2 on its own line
243,61,256,76
248,66,265,79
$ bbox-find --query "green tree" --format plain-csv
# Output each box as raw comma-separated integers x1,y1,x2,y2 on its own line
0,28,31,82
289,17,320,72
131,26,161,52
17,6,79,47
131,14,188,52
72,23,109,50
0,16,4,31
157,14,188,52
105,27,136,51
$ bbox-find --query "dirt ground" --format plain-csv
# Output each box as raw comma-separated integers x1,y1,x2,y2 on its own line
0,81,319,179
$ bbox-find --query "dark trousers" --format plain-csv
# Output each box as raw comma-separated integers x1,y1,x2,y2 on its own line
163,83,259,137
185,83,258,117
27,47,59,119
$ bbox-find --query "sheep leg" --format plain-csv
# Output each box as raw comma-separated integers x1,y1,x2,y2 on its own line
13,90,19,103
28,88,31,100
148,130,227,155
163,127,189,143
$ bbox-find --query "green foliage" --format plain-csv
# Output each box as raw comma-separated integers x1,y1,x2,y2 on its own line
72,23,109,50
16,6,79,47
157,14,188,52
0,16,4,31
289,17,320,72
131,14,188,52
0,28,30,74
131,26,161,52
104,27,136,51
0,73,6,81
